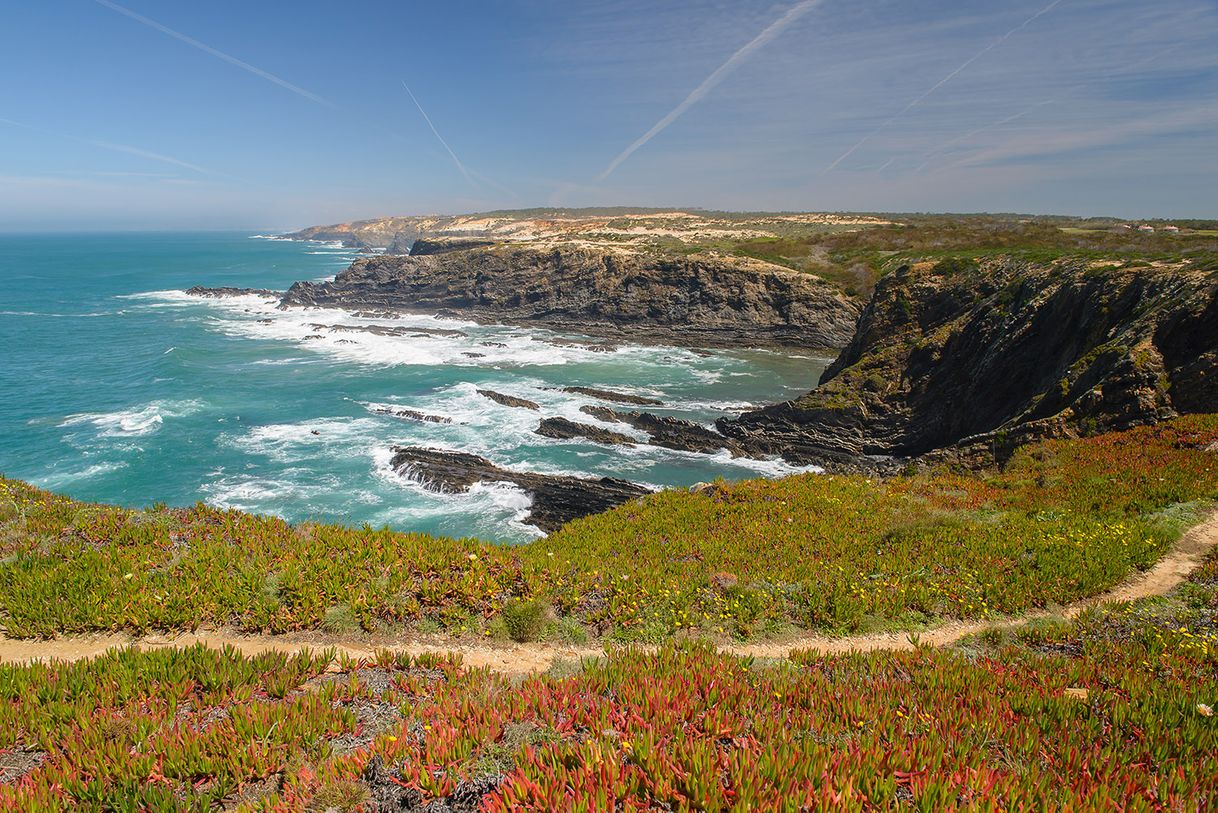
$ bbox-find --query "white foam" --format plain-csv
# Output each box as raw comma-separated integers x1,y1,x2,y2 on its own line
371,448,544,540
182,294,630,369
59,399,203,437
224,416,384,463
202,470,342,518
36,461,129,489
116,289,197,302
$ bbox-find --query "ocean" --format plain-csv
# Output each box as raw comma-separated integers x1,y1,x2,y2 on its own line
0,232,829,543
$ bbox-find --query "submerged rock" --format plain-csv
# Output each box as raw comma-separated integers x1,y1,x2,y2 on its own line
185,286,280,298
370,407,455,425
389,447,650,533
477,389,540,410
309,323,468,338
535,417,636,446
581,407,743,456
557,386,664,406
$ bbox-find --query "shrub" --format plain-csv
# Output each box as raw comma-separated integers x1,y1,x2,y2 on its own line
502,599,546,643
321,603,358,634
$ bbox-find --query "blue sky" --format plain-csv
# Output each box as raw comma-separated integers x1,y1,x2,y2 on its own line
1,0,1215,229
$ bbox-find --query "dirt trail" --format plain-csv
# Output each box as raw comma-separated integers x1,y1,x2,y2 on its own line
2,511,1215,675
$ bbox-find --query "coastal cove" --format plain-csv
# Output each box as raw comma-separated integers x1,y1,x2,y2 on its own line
0,232,829,542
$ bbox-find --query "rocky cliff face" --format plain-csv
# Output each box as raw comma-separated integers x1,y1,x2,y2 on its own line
720,259,1218,463
280,244,860,349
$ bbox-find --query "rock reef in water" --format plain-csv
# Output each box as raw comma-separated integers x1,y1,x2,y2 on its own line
185,286,280,298
535,417,636,447
581,406,743,456
370,407,455,425
476,390,540,410
557,386,664,406
388,447,650,533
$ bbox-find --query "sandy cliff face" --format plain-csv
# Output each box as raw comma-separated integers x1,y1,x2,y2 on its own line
280,244,861,349
719,259,1218,463
284,210,895,253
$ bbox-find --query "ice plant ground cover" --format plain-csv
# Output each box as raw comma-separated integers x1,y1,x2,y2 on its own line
1,417,1216,641
0,418,1216,807
1,567,1215,809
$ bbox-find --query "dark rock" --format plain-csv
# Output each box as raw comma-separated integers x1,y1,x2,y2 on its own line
461,352,485,358
370,407,455,425
536,417,636,446
557,386,663,406
278,245,860,349
389,447,650,533
477,389,540,410
481,341,508,348
185,286,279,298
580,407,742,455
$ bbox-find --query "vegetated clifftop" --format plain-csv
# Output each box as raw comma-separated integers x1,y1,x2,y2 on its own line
280,244,860,349
719,258,1218,464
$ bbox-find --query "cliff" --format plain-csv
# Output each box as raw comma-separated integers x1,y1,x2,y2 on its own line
280,244,860,349
720,258,1218,463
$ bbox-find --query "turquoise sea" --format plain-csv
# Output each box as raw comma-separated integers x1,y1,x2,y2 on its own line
0,232,829,542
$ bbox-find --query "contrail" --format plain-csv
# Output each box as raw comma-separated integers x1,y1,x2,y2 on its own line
825,0,1065,172
597,0,824,182
0,116,216,175
402,81,476,188
88,139,213,175
94,0,332,107
916,42,1180,172
914,103,1052,171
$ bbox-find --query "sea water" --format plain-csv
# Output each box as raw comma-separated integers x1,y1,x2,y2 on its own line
0,232,829,542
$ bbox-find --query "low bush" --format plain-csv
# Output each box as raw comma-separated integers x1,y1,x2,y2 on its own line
501,599,546,643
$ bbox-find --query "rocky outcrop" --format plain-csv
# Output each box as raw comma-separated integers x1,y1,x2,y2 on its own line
477,390,539,410
408,237,498,256
286,218,434,249
279,245,860,349
535,417,636,446
389,447,650,532
582,407,743,456
719,259,1218,464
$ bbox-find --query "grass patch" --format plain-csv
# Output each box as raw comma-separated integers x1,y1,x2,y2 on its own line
501,599,546,643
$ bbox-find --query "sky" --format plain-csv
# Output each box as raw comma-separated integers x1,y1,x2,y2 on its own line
0,0,1215,229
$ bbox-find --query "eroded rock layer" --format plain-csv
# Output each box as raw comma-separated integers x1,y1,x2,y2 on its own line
279,245,860,349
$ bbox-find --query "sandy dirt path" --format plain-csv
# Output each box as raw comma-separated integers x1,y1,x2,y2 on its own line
2,511,1215,675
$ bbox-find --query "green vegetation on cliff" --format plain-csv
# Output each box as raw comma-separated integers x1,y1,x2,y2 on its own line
3,417,1216,641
